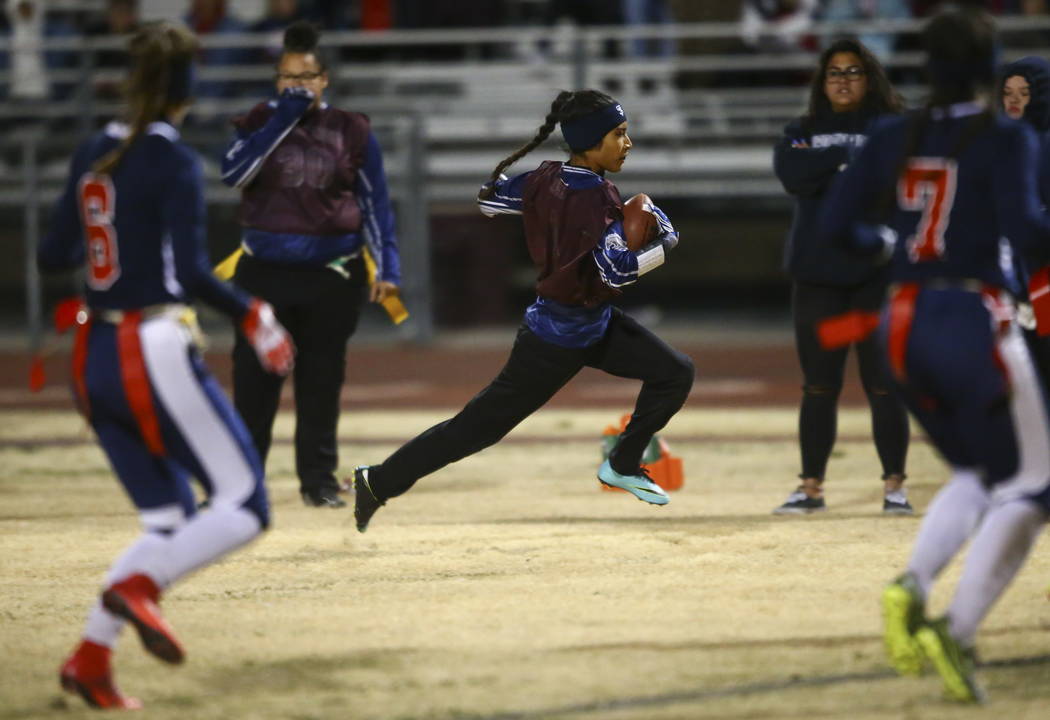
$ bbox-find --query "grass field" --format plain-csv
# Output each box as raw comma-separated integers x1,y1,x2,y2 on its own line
2,407,1050,719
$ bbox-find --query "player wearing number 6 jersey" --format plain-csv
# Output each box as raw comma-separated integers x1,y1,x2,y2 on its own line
39,22,293,710
220,21,401,509
819,7,1050,702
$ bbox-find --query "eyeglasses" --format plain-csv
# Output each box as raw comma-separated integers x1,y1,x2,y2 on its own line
826,66,866,82
276,72,323,82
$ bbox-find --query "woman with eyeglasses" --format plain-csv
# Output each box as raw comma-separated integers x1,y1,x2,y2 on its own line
772,38,910,515
220,21,401,509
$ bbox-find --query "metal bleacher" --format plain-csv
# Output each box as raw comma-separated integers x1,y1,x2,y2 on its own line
5,14,1050,341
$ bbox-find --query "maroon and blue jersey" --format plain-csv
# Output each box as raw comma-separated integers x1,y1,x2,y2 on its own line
819,102,1050,290
39,121,250,319
479,162,672,347
220,91,401,284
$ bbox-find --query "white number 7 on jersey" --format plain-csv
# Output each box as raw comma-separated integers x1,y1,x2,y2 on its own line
897,157,958,263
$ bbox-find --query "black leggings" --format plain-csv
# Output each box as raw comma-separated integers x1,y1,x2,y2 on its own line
369,308,695,500
793,280,909,481
232,254,366,494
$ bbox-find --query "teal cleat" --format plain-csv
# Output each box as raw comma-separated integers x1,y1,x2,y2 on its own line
597,460,670,505
915,617,985,703
881,572,925,676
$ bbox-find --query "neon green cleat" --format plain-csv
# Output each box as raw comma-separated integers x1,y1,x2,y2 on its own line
881,572,925,676
915,617,985,703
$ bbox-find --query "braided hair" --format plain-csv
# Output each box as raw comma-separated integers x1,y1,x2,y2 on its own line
478,89,618,201
94,22,198,176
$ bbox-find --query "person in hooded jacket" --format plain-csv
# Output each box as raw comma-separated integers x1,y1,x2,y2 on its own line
1002,57,1050,206
1000,56,1050,383
772,37,911,515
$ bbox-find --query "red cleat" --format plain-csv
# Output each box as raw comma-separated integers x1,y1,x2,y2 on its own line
102,574,185,665
59,640,142,710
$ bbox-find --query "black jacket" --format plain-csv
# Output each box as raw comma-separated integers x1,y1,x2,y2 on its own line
774,109,885,286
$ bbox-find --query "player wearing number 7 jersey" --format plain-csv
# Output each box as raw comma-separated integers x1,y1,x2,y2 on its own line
819,7,1050,702
38,22,293,710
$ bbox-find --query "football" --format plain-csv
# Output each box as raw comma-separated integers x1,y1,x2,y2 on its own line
622,193,657,251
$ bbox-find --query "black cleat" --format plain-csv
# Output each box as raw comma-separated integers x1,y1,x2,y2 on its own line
301,486,347,508
353,466,385,533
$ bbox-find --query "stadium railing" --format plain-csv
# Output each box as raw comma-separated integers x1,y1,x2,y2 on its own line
6,16,1050,343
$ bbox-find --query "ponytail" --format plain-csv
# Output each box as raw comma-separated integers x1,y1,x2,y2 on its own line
478,90,573,201
94,22,198,176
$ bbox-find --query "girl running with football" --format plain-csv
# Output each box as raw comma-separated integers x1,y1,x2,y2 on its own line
352,89,693,532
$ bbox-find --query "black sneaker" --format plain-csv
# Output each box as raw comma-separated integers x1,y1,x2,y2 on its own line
301,486,347,508
353,466,385,533
883,489,915,515
773,487,826,514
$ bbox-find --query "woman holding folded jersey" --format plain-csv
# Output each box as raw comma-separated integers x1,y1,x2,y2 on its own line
221,21,401,508
772,37,910,515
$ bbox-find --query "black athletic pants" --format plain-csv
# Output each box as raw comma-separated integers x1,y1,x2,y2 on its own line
369,308,695,500
792,279,909,481
232,254,366,494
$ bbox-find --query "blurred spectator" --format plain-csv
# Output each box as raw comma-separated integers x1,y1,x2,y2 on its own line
84,0,140,100
820,0,912,61
252,0,306,35
356,0,393,29
740,0,820,52
310,0,356,29
185,0,245,98
670,0,742,88
1002,0,1050,47
396,0,507,58
1,0,77,104
544,0,623,27
5,0,47,100
622,0,675,57
397,0,506,29
250,0,306,65
543,0,624,59
911,0,1007,14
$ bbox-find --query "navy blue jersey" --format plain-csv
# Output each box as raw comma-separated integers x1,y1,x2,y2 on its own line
819,102,1050,290
39,121,250,318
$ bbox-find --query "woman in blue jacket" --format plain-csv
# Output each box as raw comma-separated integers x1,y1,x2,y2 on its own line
772,38,909,515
